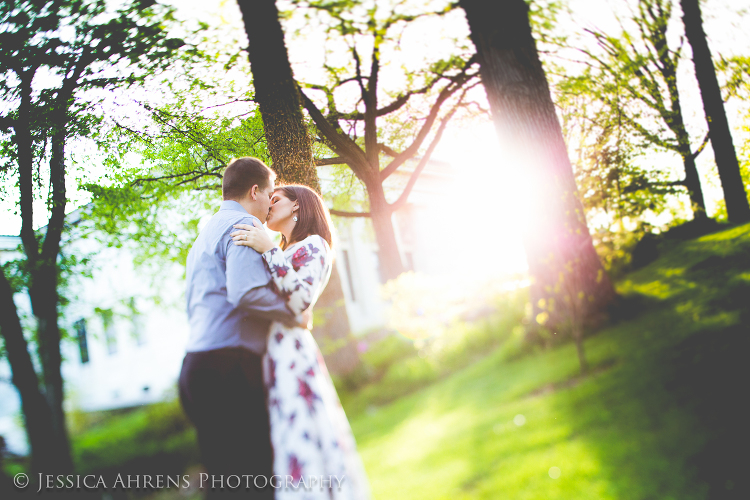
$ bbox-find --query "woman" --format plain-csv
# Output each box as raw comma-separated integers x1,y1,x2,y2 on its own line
230,185,371,500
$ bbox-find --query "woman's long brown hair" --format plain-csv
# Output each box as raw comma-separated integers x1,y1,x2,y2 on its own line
275,185,334,251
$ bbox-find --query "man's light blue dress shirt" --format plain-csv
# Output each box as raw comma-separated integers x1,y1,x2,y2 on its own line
184,200,296,355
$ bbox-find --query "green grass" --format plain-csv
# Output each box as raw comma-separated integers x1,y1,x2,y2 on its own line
348,223,750,499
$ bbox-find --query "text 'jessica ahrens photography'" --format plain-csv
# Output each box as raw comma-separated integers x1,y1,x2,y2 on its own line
13,473,346,492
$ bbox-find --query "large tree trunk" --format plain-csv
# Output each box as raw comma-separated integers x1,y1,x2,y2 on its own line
7,79,74,475
669,78,708,220
28,131,74,474
237,0,357,374
28,270,74,474
459,0,616,346
680,0,750,223
0,272,62,475
237,0,319,191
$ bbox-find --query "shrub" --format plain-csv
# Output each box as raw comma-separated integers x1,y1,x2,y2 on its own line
72,398,199,480
336,289,530,415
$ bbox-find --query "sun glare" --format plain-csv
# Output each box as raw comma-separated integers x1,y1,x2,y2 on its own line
431,121,530,280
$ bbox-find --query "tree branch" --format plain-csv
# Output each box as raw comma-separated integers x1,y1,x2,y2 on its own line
380,59,475,181
132,168,222,186
42,46,95,263
690,131,711,160
314,157,345,166
351,44,368,104
330,209,371,218
329,83,437,121
378,143,401,157
389,101,458,211
299,89,370,175
364,36,380,168
0,115,14,131
143,104,230,169
17,70,39,264
303,82,342,126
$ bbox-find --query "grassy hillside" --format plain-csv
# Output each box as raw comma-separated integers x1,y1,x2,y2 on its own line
349,223,750,499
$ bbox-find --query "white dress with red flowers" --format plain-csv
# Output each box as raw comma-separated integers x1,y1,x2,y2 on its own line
261,235,371,500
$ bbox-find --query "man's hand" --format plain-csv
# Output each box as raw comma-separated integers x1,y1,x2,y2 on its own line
297,308,313,330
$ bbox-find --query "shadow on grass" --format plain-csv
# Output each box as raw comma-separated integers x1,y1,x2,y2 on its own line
666,318,749,500
550,223,750,500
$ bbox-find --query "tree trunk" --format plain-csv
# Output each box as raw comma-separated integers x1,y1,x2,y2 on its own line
367,186,405,282
0,272,61,475
680,0,750,223
681,144,708,219
636,0,708,222
237,0,357,373
669,79,707,220
8,78,74,475
17,73,38,267
237,0,319,191
312,265,360,375
28,268,73,474
315,268,359,376
459,0,616,334
27,131,74,474
572,321,588,374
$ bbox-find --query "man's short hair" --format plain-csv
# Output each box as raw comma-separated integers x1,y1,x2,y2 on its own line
222,157,276,201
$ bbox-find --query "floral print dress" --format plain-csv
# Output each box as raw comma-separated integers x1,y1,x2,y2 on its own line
261,235,371,500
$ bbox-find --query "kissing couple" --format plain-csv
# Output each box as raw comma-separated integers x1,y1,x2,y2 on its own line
178,157,371,499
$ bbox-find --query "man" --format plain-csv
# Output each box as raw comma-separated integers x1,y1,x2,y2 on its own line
179,157,300,499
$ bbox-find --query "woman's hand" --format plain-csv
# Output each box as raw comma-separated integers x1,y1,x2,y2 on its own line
230,219,276,254
298,308,313,330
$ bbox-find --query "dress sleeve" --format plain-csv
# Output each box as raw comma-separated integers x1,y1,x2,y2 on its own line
261,236,329,315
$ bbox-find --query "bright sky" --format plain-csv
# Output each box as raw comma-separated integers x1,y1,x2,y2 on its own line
2,0,749,277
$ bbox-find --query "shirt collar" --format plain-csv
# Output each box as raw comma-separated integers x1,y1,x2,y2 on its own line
220,200,249,213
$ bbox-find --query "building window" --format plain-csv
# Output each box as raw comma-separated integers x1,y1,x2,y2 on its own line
129,298,145,346
100,309,117,355
342,249,356,302
74,319,89,364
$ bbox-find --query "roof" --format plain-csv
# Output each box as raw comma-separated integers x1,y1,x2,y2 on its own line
0,235,22,249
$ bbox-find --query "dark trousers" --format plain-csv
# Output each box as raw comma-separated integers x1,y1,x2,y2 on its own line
179,348,274,499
